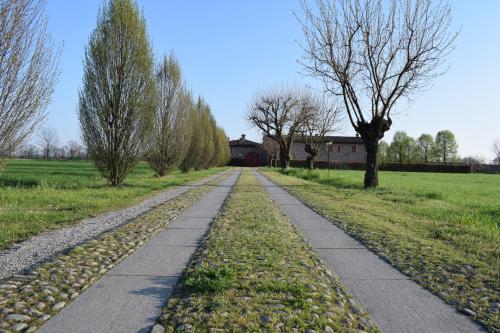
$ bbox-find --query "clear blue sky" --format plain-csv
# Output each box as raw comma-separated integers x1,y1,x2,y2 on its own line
42,0,500,161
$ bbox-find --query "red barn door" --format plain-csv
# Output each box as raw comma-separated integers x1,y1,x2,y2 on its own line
244,152,260,167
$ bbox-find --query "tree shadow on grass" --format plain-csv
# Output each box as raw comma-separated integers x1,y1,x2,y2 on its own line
0,177,40,188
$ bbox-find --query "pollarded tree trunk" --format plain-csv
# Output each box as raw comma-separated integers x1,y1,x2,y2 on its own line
357,116,391,188
305,144,318,170
307,156,314,169
364,139,379,188
279,149,290,170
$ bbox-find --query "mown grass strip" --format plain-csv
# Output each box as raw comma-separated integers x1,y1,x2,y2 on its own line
0,174,229,332
159,171,377,333
0,159,229,249
261,169,499,332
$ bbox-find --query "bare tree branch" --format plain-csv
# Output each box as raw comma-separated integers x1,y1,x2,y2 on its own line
0,0,61,167
247,84,314,169
299,0,457,187
300,94,343,168
37,126,58,159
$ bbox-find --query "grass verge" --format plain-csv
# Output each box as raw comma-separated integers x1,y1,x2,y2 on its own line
261,168,499,332
0,159,228,249
159,171,378,333
0,174,228,332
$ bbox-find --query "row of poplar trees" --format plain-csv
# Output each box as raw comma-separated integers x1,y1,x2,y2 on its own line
79,0,230,186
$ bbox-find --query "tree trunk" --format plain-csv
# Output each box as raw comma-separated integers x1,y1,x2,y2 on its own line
364,139,378,188
279,149,289,170
357,116,391,188
307,157,314,169
306,152,317,169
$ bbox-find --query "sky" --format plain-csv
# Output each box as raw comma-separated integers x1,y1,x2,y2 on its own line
41,0,500,161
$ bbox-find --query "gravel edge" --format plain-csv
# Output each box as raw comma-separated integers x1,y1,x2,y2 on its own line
0,172,226,280
0,174,231,333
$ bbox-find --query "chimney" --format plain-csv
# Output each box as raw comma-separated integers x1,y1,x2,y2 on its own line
241,134,246,140
355,133,360,137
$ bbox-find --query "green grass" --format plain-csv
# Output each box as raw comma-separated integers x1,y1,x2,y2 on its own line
279,168,500,231
160,171,377,332
262,168,499,330
184,265,236,293
0,159,228,249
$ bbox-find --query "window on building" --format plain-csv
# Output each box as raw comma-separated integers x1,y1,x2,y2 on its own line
352,145,357,153
337,145,341,152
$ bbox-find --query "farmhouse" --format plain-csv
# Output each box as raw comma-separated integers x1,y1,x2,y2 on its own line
229,134,266,166
291,135,366,163
261,135,366,164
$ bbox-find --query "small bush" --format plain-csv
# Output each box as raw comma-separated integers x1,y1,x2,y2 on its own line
184,265,235,293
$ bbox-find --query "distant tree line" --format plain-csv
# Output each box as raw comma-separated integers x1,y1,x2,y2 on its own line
0,0,229,184
78,0,230,185
378,130,460,164
9,127,87,160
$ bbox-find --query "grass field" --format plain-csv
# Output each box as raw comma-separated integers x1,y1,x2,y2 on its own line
0,159,227,249
262,168,499,330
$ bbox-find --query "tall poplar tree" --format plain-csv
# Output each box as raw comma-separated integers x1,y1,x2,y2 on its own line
79,0,155,186
147,54,191,176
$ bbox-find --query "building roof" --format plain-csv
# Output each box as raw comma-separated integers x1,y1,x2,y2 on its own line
294,135,364,144
229,134,262,147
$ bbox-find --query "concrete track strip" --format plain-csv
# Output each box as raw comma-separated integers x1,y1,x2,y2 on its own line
37,170,240,333
255,170,484,333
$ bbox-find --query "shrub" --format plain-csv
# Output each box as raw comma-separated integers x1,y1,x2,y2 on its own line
184,265,235,293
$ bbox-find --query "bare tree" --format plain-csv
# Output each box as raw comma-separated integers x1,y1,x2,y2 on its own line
299,0,457,187
262,135,279,167
66,140,83,159
461,155,484,165
19,144,37,159
0,0,60,169
492,140,500,164
53,146,66,159
247,85,313,170
38,126,58,159
147,54,191,176
300,96,342,169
